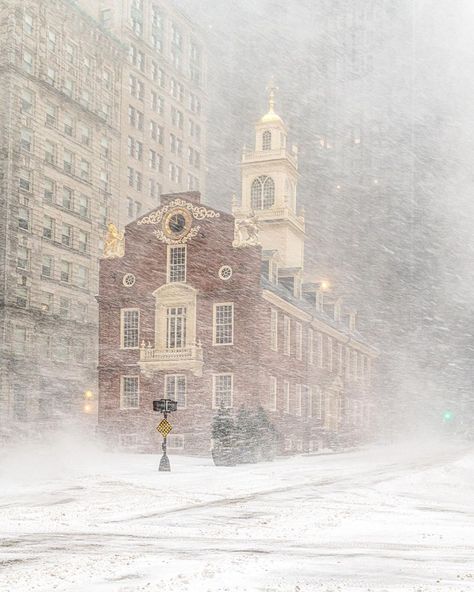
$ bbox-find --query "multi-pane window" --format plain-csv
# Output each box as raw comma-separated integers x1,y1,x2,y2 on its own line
78,124,91,146
168,245,186,283
295,384,302,416
60,261,71,283
165,374,186,408
20,128,32,152
318,333,324,368
22,50,33,74
308,328,314,365
166,307,187,349
47,29,57,52
76,265,88,288
270,376,277,411
42,215,53,240
63,149,74,174
61,223,72,247
44,178,54,202
62,187,73,210
21,88,34,113
18,207,30,230
78,230,89,253
213,374,233,409
16,286,28,308
64,114,74,136
213,304,234,345
327,337,334,371
78,194,89,218
45,103,57,126
312,387,323,419
270,309,278,351
23,13,34,35
121,309,140,349
262,130,272,150
19,169,31,191
41,255,53,277
296,322,303,360
284,381,290,414
251,175,275,209
121,376,139,409
283,316,291,356
80,159,90,181
45,140,56,163
59,296,70,319
17,246,29,270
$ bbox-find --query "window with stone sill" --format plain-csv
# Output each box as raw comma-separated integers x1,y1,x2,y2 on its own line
168,245,186,283
212,374,233,409
59,297,70,319
17,246,29,270
18,207,30,230
121,309,140,349
41,255,53,278
213,304,234,346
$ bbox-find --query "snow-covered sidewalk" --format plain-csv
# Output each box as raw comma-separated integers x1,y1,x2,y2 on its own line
0,437,473,591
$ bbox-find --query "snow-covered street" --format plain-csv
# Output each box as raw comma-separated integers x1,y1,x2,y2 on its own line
0,439,473,592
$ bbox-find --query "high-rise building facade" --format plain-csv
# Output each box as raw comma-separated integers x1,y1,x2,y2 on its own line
0,0,123,433
80,0,207,226
0,0,208,435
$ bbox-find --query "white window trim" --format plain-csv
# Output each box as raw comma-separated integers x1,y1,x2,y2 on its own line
120,308,140,349
283,315,291,356
212,373,233,409
314,386,323,420
308,328,314,365
270,308,278,351
328,336,333,372
167,244,187,283
307,386,313,418
120,375,140,410
164,373,187,409
284,380,290,414
212,302,234,346
296,322,302,360
295,384,302,416
270,376,277,412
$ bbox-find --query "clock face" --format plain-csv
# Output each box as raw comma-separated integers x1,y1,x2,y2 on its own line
163,208,192,240
169,213,186,234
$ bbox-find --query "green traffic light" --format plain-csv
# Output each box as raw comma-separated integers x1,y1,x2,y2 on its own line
443,410,454,422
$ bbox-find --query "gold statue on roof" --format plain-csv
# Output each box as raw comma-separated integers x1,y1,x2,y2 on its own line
103,223,124,258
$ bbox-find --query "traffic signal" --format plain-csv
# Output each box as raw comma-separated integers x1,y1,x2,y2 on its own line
442,410,454,423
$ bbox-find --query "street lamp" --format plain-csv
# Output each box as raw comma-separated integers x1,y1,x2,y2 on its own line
83,390,95,414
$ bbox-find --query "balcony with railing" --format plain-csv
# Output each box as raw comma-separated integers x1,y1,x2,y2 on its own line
138,341,204,377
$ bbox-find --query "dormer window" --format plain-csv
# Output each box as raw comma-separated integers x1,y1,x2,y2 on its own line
251,175,275,209
262,130,271,150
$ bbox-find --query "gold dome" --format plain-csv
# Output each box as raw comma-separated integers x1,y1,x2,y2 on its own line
260,108,283,124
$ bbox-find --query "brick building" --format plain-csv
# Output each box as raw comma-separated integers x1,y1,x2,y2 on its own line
98,96,377,454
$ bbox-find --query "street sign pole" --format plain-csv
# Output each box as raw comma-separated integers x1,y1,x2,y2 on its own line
159,409,171,472
153,399,177,472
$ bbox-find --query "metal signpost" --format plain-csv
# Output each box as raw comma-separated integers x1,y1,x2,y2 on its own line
153,399,178,472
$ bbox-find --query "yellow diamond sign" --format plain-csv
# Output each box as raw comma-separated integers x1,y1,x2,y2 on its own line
156,418,173,438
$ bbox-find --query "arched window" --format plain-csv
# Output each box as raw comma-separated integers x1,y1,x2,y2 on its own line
251,175,275,209
262,130,272,151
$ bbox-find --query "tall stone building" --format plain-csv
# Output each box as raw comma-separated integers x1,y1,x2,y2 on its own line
79,0,207,227
0,0,123,432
